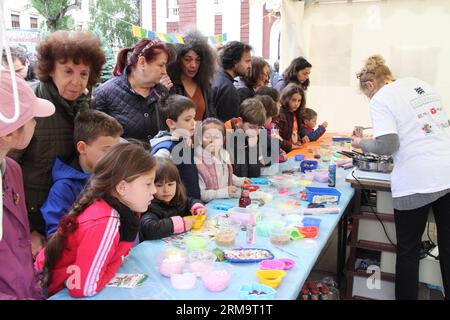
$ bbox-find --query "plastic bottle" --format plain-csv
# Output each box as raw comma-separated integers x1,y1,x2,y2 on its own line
239,187,251,208
246,213,256,245
328,164,336,187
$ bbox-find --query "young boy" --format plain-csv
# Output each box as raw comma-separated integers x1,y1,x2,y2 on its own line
41,110,123,238
300,108,328,142
150,94,201,199
224,98,267,178
0,70,55,299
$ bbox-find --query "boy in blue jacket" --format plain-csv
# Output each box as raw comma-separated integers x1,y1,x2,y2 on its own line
300,108,328,142
41,110,123,238
150,94,201,199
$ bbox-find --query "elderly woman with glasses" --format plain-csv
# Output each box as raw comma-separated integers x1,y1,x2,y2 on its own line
94,39,172,142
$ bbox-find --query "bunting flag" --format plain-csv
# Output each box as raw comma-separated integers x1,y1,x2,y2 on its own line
131,25,226,45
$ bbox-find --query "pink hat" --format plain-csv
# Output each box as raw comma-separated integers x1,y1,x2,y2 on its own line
0,70,55,136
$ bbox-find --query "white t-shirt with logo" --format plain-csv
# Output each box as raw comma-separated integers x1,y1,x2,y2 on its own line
369,77,450,198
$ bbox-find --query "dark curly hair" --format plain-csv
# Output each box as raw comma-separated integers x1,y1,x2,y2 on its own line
36,30,106,86
167,30,216,88
220,41,252,71
282,57,312,90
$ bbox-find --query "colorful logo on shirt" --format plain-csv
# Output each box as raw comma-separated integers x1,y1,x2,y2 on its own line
430,107,437,115
422,123,433,135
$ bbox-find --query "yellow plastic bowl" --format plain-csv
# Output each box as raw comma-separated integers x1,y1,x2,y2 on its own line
256,269,287,288
186,214,207,230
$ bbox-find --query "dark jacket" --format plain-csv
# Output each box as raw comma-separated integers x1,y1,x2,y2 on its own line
234,76,255,105
93,67,169,142
9,81,90,234
300,124,326,142
139,197,202,240
275,107,304,153
169,81,217,120
150,131,201,199
212,68,241,122
225,118,262,178
41,156,89,238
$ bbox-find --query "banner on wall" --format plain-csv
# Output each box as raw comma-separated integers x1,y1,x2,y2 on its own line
5,29,40,54
131,25,227,45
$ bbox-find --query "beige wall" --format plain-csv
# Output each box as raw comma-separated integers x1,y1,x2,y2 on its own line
301,0,450,134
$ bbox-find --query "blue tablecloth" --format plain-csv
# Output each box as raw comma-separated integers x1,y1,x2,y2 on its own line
50,159,354,300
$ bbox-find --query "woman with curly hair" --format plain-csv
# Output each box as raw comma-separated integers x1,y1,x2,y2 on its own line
274,56,312,93
9,30,106,257
167,30,217,121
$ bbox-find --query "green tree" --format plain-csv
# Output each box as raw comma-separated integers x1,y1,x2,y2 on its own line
91,28,115,83
29,0,81,31
89,0,140,49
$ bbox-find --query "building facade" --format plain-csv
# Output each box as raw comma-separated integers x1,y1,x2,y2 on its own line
140,0,281,62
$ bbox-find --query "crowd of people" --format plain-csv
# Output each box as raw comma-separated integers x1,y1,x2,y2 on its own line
1,28,449,301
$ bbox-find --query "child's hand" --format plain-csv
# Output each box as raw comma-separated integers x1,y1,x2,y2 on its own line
322,122,328,128
351,136,362,148
243,178,252,184
302,136,310,144
183,216,195,231
193,207,207,216
228,185,237,195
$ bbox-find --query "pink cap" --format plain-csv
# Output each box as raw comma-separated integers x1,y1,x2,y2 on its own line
0,70,55,137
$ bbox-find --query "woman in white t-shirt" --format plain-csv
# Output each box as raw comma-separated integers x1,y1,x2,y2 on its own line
352,55,450,300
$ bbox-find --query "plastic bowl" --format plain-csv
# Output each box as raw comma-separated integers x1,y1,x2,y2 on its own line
278,258,296,270
201,262,234,292
229,207,256,226
188,250,216,276
298,226,319,238
269,227,291,246
184,235,210,252
240,283,277,300
255,269,286,288
215,226,238,247
302,217,322,228
170,272,197,290
259,259,286,270
256,219,284,237
157,249,187,277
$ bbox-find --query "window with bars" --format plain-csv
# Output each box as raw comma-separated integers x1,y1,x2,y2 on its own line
30,17,38,29
11,14,20,29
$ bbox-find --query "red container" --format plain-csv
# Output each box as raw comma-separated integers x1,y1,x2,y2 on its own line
298,226,319,238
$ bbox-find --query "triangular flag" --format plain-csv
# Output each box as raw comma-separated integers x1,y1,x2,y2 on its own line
132,25,141,37
168,34,178,43
140,28,147,39
147,31,157,39
175,35,185,44
222,33,227,42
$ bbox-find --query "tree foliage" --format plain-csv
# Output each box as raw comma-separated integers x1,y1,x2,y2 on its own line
89,0,140,49
29,0,81,31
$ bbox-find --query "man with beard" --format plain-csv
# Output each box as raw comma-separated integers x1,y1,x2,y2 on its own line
212,41,252,122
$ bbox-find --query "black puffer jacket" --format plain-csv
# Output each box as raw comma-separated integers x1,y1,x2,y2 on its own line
169,81,217,120
93,67,169,142
139,197,202,240
9,80,90,234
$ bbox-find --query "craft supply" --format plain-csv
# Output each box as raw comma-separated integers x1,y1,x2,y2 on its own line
270,227,291,246
170,272,197,290
246,213,256,245
239,283,276,300
201,262,233,292
239,187,252,208
328,164,336,187
255,269,286,288
106,274,148,288
223,248,274,262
